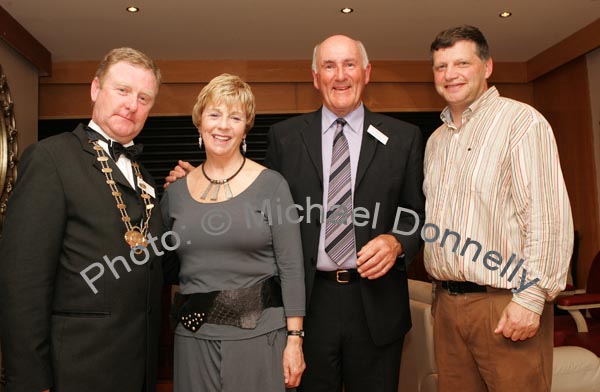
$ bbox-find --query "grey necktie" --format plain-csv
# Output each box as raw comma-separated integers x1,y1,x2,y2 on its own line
325,118,356,265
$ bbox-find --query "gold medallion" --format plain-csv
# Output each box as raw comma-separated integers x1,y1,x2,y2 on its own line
124,228,148,254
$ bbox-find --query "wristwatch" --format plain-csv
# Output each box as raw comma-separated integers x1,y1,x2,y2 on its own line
287,329,305,337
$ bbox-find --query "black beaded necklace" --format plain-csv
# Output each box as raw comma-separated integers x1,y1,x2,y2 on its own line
200,156,246,200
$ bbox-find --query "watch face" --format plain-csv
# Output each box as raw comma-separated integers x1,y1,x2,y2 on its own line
0,64,18,236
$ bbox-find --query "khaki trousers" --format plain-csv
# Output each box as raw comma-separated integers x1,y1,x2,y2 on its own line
432,286,553,392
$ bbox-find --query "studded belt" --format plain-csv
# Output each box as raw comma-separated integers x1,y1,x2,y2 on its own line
171,277,283,332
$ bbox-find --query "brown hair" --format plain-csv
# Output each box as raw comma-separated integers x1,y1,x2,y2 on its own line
95,47,161,88
430,25,490,60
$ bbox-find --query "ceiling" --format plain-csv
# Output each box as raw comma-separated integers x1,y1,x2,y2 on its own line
1,0,599,63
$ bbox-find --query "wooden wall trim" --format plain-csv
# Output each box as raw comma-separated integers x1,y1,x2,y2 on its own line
39,81,533,119
40,60,526,85
37,54,531,119
40,60,312,84
36,37,533,119
0,5,51,76
527,17,600,81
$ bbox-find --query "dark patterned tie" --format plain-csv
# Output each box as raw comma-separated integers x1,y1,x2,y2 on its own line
325,118,356,265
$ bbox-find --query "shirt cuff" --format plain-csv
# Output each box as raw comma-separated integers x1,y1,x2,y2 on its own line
512,284,546,315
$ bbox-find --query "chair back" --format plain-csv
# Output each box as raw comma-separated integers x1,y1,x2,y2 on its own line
588,251,600,319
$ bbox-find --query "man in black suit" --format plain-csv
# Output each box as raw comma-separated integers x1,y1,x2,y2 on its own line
265,35,424,392
0,48,166,392
165,35,424,391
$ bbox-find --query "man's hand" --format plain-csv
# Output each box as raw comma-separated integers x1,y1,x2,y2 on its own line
283,336,305,388
494,301,540,341
163,160,195,189
356,234,402,279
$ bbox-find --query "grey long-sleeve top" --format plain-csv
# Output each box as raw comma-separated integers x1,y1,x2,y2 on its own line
161,169,305,340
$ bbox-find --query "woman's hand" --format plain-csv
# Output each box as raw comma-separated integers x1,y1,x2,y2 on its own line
283,335,305,388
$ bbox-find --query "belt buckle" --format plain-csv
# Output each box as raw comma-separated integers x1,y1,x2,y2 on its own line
336,269,350,284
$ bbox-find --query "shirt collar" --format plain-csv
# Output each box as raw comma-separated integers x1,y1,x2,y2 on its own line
88,120,135,147
440,86,499,130
321,104,364,135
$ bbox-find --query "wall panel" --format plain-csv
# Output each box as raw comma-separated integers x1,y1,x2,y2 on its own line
39,60,530,118
534,56,600,287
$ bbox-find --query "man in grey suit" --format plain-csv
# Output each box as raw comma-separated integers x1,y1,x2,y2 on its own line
0,47,166,392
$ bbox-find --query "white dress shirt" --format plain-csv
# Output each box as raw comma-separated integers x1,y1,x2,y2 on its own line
88,120,136,189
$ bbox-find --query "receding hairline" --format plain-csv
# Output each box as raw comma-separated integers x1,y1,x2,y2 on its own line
312,35,370,72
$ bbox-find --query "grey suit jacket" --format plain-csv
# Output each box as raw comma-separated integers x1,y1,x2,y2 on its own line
0,124,165,392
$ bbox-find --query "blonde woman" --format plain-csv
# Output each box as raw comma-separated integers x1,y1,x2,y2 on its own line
161,74,305,391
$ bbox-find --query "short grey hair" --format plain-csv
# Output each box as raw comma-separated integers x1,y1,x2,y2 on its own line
311,38,370,73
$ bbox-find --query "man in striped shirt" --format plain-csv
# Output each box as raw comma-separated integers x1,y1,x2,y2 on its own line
424,25,573,391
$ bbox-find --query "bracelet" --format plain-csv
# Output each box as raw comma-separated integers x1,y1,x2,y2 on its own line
287,329,305,337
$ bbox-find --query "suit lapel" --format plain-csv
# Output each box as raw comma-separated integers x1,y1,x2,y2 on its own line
299,110,324,182
74,125,137,193
355,108,380,190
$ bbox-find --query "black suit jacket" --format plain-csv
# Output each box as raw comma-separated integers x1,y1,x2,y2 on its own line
265,107,425,345
0,124,165,392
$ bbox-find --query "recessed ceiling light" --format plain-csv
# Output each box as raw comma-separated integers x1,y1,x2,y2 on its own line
341,7,354,14
499,11,512,18
126,6,140,13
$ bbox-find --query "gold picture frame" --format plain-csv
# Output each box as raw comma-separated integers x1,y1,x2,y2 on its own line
0,64,18,235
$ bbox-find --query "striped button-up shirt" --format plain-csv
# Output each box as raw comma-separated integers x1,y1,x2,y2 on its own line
423,86,573,314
